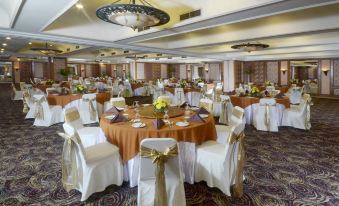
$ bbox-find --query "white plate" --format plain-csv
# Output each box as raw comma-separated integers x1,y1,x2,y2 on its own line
132,122,146,128
191,107,199,111
199,114,209,118
176,122,189,127
105,115,116,120
142,104,151,107
116,107,125,110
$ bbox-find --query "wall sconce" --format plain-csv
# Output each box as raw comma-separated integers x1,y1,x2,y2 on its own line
281,69,287,75
205,68,209,73
322,69,329,76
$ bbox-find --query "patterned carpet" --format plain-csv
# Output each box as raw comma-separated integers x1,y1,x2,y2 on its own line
0,83,338,206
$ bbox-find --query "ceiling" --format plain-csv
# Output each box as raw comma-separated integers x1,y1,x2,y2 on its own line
1,0,339,63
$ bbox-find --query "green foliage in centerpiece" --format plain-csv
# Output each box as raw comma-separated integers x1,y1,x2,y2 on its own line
179,80,188,88
250,86,260,97
46,79,54,85
76,84,87,94
265,80,273,86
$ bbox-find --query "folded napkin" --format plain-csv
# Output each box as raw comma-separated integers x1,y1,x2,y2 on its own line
106,106,122,114
189,114,205,123
180,102,191,108
153,118,165,129
197,107,210,115
274,93,285,99
110,113,127,123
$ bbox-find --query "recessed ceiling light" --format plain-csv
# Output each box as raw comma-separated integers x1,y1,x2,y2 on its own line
0,51,3,53
49,44,53,47
2,43,7,46
28,42,32,45
17,58,20,61
76,3,83,9
5,37,11,40
1,48,4,51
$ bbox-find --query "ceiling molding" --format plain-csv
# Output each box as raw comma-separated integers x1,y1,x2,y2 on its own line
115,0,339,44
39,0,78,32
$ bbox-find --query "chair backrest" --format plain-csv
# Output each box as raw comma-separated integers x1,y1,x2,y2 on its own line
220,95,230,101
259,98,276,106
230,106,244,126
174,88,185,105
223,122,245,158
139,138,181,181
33,94,51,118
46,88,58,95
64,107,84,131
80,93,97,112
110,97,126,108
199,98,213,112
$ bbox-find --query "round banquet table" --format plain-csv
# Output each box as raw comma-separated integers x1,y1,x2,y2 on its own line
47,92,111,107
229,95,290,125
99,106,217,187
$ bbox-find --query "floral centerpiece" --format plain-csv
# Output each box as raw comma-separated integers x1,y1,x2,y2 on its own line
290,78,299,84
178,80,187,88
75,84,87,94
46,79,54,85
265,80,273,86
250,86,260,97
100,72,109,80
153,99,169,114
169,77,177,83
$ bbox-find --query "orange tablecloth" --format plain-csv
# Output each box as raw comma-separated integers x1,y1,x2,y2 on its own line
100,108,217,162
165,87,201,94
47,92,111,107
230,96,290,109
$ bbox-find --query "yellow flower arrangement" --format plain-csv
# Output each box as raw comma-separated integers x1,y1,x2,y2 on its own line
153,99,169,113
76,84,87,94
250,86,260,97
265,81,272,86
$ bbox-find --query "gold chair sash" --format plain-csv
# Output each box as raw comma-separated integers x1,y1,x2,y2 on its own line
265,104,270,131
58,132,79,192
232,108,243,119
305,98,311,130
228,131,246,197
200,101,213,113
219,99,230,125
83,98,97,121
65,110,81,123
140,144,178,206
34,98,45,120
111,100,126,108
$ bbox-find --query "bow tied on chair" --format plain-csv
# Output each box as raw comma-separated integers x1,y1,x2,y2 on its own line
57,132,80,192
140,144,178,206
34,97,46,120
305,98,311,130
262,103,275,131
83,98,97,121
228,131,246,197
219,99,230,125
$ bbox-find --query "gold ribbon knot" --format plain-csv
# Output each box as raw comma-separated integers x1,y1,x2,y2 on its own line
228,131,246,198
34,97,46,120
140,144,178,206
83,98,97,121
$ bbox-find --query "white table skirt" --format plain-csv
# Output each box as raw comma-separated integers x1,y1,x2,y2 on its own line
123,141,196,187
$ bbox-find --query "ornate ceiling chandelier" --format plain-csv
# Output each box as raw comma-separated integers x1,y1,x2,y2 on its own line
30,43,62,56
96,0,170,30
231,42,269,53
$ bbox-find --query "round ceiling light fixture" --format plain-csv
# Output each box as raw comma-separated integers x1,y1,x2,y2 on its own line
96,0,170,30
231,42,269,53
30,42,62,56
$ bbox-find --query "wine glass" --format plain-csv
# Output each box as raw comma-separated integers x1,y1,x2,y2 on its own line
184,103,191,123
163,108,169,123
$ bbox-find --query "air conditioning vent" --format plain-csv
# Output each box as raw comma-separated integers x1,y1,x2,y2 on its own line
180,9,201,21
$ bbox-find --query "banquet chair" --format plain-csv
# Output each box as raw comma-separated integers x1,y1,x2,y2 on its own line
63,107,107,148
253,98,279,132
282,94,311,130
290,87,302,104
157,95,172,105
186,91,201,107
33,94,64,127
104,97,126,112
79,94,99,124
199,98,213,113
58,132,123,202
24,90,37,118
11,83,23,100
216,106,244,144
218,95,234,125
138,138,186,206
46,87,58,95
195,123,246,197
174,88,186,106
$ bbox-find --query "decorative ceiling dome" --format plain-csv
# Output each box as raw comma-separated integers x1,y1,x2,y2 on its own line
231,42,269,53
96,0,170,30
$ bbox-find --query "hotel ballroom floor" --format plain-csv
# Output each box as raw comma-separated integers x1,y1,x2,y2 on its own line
0,83,338,206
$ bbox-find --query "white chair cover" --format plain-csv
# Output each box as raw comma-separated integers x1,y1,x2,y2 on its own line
58,132,123,201
282,94,311,130
195,123,246,197
33,94,64,127
253,98,279,132
290,87,302,104
138,138,186,206
63,107,107,148
199,98,213,113
46,87,58,95
218,95,234,124
174,88,186,106
104,97,126,112
185,91,201,107
11,84,23,100
79,94,99,124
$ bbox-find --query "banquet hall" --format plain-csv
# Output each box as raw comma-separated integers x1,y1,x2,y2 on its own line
1,0,339,205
